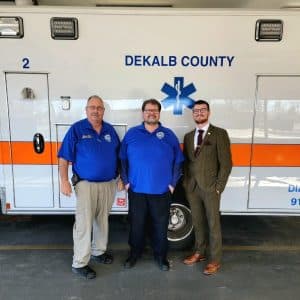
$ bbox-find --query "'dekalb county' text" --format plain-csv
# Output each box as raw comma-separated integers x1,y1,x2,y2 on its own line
124,55,235,67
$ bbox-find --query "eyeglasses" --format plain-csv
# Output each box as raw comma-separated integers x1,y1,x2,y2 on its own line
192,108,208,114
86,106,105,111
143,109,160,113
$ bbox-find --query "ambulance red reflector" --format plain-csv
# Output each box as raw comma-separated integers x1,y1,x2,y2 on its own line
116,198,126,207
6,203,11,210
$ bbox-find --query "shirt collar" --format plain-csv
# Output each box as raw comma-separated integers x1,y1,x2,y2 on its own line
139,122,162,133
195,123,210,133
83,118,108,134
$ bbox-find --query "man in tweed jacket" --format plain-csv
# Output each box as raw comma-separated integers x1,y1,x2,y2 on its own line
183,99,232,275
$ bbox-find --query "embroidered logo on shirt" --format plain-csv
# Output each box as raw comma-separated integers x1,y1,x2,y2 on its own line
104,134,112,142
81,134,93,139
156,131,165,139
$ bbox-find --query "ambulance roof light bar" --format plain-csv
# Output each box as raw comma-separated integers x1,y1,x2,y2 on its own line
50,17,79,40
0,17,24,38
255,19,283,42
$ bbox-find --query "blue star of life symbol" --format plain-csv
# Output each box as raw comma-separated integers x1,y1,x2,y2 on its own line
161,77,196,115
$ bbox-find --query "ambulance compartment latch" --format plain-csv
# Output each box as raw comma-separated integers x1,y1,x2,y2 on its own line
22,87,35,99
33,133,45,154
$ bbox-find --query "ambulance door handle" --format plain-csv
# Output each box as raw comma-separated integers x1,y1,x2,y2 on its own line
33,133,45,154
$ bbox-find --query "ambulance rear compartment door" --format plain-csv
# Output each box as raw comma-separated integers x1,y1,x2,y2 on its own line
5,73,54,209
249,75,300,212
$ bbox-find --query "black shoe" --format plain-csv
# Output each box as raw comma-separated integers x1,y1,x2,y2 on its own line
124,256,137,269
155,257,170,271
91,252,113,264
72,265,96,279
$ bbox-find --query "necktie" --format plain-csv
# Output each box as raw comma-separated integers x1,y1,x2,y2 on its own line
194,129,204,156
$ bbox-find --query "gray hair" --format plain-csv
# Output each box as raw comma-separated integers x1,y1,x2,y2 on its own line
87,95,103,104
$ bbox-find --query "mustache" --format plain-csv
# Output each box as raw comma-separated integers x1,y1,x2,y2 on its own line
145,120,159,124
195,119,208,124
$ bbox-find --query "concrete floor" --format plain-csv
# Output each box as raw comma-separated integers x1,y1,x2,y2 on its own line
0,215,300,300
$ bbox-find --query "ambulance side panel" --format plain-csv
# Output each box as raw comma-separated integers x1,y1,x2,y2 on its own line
0,8,300,215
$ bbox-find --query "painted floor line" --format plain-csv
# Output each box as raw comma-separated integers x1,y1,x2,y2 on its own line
0,245,72,250
1,244,300,251
223,245,300,251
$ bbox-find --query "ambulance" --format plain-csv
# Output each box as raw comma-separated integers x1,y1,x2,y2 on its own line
1,5,300,247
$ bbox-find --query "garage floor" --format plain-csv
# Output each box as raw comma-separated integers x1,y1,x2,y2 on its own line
0,215,300,300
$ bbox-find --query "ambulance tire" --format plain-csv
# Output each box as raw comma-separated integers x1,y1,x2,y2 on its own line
167,202,194,250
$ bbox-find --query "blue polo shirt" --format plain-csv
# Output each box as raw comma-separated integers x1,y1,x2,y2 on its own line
119,123,184,194
58,118,120,182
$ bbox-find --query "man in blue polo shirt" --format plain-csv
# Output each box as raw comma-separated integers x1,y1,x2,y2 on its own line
120,98,184,271
58,95,120,279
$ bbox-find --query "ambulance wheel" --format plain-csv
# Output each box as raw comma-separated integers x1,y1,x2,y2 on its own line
168,203,194,249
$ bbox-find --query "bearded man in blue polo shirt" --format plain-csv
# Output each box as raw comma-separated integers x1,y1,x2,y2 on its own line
58,95,121,279
120,98,184,271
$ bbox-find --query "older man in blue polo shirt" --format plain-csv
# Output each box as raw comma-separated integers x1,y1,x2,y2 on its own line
120,98,184,271
58,95,120,279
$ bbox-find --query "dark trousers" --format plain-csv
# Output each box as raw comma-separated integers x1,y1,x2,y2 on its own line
128,190,171,259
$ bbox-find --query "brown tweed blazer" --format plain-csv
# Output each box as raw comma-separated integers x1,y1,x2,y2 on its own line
183,124,232,194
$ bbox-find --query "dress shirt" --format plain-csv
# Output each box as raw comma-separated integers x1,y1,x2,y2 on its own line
194,123,210,150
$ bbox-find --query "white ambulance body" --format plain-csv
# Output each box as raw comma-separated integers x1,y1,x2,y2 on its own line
1,6,300,244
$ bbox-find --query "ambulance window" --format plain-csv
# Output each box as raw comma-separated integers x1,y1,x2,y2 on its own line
50,17,78,40
0,17,24,38
255,20,283,41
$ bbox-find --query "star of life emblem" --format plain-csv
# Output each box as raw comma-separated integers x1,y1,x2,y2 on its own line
161,76,196,115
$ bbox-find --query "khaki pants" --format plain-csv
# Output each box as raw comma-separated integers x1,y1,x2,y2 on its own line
72,180,116,268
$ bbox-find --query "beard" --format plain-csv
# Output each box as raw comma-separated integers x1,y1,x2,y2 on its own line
195,117,208,124
144,118,159,125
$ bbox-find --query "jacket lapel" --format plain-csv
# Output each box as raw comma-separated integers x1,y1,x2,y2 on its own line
187,130,196,159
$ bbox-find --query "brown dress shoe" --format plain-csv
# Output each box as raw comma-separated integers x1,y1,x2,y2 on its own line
183,253,206,265
203,262,221,275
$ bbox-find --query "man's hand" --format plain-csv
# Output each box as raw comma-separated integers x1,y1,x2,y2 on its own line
61,180,72,197
168,185,175,194
58,158,72,196
117,178,125,191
